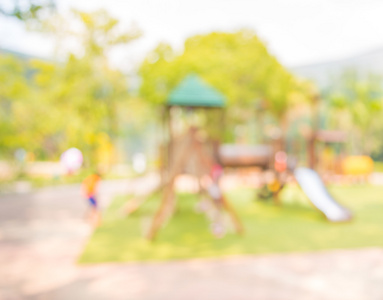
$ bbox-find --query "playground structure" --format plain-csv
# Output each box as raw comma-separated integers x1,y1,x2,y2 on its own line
305,129,348,173
147,126,244,240
127,74,355,240
246,101,354,221
218,144,273,170
294,168,352,222
300,107,374,180
130,75,244,240
212,92,354,221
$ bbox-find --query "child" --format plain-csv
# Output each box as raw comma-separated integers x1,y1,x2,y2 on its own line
205,164,226,237
82,173,101,227
207,164,244,237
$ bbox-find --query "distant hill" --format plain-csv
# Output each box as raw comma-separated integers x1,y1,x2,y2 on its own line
290,47,383,88
0,48,49,62
3,46,383,90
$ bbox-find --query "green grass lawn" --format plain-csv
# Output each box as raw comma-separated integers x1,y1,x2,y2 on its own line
79,184,383,263
374,161,383,172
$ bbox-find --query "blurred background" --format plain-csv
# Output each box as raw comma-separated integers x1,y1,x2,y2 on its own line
2,0,383,179
1,1,383,299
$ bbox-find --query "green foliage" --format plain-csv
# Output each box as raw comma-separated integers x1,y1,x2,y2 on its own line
41,9,141,58
139,31,311,142
26,56,128,162
0,54,29,156
0,9,141,165
327,71,383,155
0,0,55,20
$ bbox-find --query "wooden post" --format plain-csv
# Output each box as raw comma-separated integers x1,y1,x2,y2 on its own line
160,106,168,185
220,195,244,235
308,94,319,169
146,134,192,240
146,183,175,240
220,108,226,142
192,131,244,235
167,106,174,176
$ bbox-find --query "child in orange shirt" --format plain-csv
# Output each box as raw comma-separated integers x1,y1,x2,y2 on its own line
82,173,101,227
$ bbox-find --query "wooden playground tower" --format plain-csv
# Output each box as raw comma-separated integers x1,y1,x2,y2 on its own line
146,75,244,240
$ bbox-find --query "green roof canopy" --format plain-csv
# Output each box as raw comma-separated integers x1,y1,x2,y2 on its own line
167,75,226,108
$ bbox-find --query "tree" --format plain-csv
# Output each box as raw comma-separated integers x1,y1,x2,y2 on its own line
29,9,141,165
0,54,29,157
0,9,141,168
0,0,55,20
139,30,311,144
41,9,141,59
328,70,383,155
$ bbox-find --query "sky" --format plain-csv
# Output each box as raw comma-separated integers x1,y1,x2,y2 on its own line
1,0,383,71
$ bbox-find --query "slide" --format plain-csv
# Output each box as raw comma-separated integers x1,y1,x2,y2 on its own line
294,167,352,222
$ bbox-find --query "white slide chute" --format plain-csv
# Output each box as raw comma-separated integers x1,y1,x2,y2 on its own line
294,168,352,222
